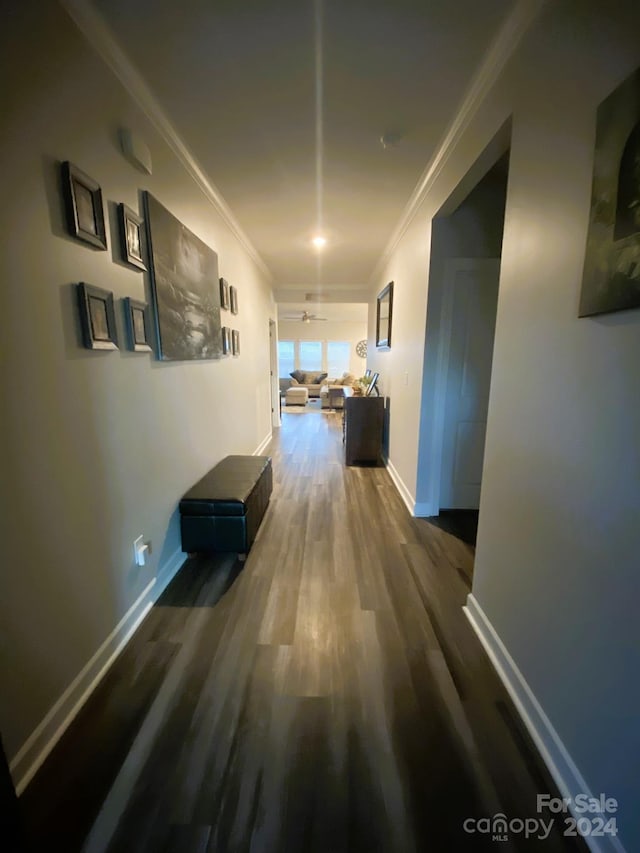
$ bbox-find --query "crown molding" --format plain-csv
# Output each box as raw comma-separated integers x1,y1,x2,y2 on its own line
371,0,548,283
60,0,272,281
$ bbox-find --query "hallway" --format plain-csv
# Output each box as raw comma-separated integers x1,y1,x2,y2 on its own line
20,412,584,852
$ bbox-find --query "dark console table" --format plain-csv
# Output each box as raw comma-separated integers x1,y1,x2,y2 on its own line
344,395,384,466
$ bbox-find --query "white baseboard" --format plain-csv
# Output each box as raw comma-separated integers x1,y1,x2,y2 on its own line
384,457,417,517
10,548,185,796
385,457,436,518
464,595,626,853
254,431,272,456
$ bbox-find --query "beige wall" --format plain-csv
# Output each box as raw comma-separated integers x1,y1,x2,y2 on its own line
368,1,640,848
0,2,274,771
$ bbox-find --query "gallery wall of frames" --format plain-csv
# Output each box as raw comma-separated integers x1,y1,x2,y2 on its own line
61,160,241,360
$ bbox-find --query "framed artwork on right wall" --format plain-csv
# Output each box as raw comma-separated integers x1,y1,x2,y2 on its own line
376,281,393,348
579,65,640,316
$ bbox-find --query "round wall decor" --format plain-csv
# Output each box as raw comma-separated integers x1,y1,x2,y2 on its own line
356,339,367,358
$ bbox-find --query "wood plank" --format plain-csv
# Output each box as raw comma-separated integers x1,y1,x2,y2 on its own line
19,410,587,852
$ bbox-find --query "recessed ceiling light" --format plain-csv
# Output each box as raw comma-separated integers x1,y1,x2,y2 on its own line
312,235,327,248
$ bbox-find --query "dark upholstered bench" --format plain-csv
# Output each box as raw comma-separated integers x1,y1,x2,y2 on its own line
179,455,272,556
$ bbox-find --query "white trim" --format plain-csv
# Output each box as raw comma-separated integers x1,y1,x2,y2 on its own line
254,431,273,456
413,502,436,518
371,0,547,280
464,595,626,853
385,457,416,517
269,319,281,429
386,457,439,518
59,0,271,281
10,548,185,796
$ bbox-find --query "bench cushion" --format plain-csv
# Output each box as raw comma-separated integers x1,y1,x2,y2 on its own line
179,455,271,517
179,455,272,554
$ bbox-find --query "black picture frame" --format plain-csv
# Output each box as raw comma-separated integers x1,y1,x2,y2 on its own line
220,278,230,310
221,326,231,355
365,371,380,396
123,297,152,352
61,161,107,250
579,66,640,316
230,285,238,314
77,283,118,350
118,204,146,271
376,281,393,349
232,329,240,356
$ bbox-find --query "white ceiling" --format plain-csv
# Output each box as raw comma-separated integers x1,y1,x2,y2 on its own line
90,0,513,296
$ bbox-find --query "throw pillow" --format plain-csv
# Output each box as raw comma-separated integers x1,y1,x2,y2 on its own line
315,372,328,384
341,372,356,386
290,370,305,383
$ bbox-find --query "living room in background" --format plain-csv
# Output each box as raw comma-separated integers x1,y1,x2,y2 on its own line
278,340,295,377
278,340,355,376
299,340,322,372
327,341,351,376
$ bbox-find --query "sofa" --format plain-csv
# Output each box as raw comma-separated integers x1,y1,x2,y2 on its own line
280,370,327,398
280,371,356,400
320,373,357,408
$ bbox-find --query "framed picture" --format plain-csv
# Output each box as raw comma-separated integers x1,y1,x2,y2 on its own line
221,326,231,355
220,278,230,310
61,161,107,250
123,297,152,352
365,372,380,396
376,281,394,348
143,192,222,360
118,204,146,271
579,66,640,316
232,329,240,356
77,283,118,350
230,284,238,314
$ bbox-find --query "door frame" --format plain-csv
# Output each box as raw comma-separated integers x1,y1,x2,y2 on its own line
269,319,280,428
430,258,500,514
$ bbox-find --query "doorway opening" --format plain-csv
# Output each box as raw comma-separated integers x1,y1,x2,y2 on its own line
415,128,511,550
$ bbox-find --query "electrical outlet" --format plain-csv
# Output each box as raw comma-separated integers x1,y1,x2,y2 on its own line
133,535,148,566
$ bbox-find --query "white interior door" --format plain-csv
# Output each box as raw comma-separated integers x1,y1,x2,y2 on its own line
440,260,500,509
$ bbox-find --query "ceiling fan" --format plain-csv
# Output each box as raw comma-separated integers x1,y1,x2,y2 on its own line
283,311,328,323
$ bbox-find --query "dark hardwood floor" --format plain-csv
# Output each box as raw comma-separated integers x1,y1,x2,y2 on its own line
17,410,586,852
424,509,479,547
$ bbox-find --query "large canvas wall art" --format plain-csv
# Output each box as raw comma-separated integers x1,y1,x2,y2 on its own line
143,192,222,359
579,67,640,317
